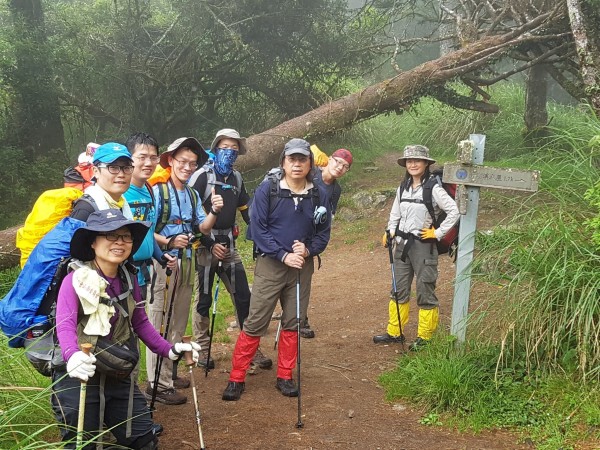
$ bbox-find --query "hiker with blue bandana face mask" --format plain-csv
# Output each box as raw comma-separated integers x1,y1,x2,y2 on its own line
189,129,273,373
213,147,238,176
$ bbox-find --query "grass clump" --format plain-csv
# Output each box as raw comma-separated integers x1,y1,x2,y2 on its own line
380,338,600,448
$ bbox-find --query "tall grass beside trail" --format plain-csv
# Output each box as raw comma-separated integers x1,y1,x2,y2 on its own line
379,338,600,449
0,335,60,449
475,121,600,381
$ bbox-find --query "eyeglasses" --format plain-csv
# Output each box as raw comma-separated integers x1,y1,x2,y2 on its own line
332,157,350,171
172,157,199,169
97,232,134,243
97,164,134,175
133,155,160,164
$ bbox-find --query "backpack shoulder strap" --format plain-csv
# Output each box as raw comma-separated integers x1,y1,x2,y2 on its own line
184,184,200,226
233,170,243,192
145,182,156,206
422,176,439,224
155,183,170,234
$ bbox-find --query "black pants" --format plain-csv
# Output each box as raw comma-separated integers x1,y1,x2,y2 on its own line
51,369,157,449
196,261,251,329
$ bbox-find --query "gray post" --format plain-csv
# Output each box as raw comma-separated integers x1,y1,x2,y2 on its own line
450,134,485,343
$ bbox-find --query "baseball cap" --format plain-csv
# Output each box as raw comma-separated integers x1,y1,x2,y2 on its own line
283,138,311,157
92,142,132,164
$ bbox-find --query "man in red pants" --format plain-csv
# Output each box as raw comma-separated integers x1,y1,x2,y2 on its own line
221,138,331,401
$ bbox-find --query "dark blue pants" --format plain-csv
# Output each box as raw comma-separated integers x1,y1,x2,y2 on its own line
51,369,157,449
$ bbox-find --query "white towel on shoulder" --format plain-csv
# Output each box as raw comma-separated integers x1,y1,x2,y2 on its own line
72,265,114,336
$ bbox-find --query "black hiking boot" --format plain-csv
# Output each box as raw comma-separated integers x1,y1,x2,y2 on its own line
409,337,429,352
300,318,315,338
373,333,406,344
276,378,299,397
222,381,245,401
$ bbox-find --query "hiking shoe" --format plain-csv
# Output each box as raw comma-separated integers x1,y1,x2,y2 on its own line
196,350,215,370
145,385,187,405
373,333,406,344
173,376,190,390
222,381,245,401
300,326,315,339
252,348,273,369
153,423,163,436
409,337,429,352
276,378,299,397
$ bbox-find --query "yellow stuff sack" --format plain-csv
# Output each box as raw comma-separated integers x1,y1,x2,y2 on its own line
16,187,84,268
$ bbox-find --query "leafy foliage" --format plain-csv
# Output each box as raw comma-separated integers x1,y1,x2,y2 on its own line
0,146,67,229
41,0,387,145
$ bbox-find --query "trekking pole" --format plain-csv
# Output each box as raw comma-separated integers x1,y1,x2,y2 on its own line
273,319,282,350
76,343,93,449
386,230,404,350
149,266,178,412
182,336,206,450
205,261,222,377
295,270,304,429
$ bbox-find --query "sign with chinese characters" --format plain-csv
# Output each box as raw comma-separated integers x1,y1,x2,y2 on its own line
443,163,540,192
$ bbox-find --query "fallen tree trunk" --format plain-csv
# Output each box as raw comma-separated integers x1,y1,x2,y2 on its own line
237,10,556,172
0,10,559,271
0,226,21,271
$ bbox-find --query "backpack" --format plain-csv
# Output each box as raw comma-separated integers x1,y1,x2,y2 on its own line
154,180,200,234
63,163,94,190
16,188,97,268
399,168,460,259
188,161,243,202
0,217,86,349
246,167,321,245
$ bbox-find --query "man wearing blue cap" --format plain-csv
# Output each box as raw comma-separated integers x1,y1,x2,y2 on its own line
70,142,135,221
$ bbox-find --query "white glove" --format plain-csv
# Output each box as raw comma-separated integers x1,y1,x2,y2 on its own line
168,341,201,362
66,350,97,382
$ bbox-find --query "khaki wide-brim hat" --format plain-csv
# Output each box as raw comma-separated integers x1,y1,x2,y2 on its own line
210,128,247,155
397,144,436,167
159,137,207,168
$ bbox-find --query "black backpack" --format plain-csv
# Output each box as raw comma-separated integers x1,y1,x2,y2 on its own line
246,168,321,256
399,169,460,260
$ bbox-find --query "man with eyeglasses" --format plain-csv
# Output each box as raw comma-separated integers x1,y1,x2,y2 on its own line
123,132,162,302
296,146,353,339
70,142,136,222
146,137,223,406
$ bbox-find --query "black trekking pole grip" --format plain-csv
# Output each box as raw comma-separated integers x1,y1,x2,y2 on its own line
385,230,394,264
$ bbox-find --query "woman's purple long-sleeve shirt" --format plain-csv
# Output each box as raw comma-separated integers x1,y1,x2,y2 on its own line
56,271,172,362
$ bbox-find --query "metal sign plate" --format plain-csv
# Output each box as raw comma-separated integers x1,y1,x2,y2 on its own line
442,163,540,192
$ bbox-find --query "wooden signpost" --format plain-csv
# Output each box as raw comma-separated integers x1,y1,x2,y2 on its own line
444,134,540,343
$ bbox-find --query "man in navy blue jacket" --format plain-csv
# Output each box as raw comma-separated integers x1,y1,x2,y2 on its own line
222,138,331,401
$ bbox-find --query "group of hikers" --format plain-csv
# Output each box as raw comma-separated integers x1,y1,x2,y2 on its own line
14,128,459,448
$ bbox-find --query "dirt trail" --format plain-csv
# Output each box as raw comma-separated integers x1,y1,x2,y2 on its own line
152,192,526,450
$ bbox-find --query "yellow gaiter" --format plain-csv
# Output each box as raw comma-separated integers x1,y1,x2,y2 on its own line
386,300,409,337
